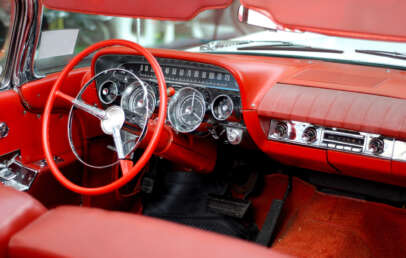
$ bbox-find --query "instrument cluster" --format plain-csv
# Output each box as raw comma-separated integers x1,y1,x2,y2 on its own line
94,55,242,138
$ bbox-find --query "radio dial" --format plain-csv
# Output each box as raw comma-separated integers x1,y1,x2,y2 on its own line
303,127,317,143
369,137,385,154
274,121,290,139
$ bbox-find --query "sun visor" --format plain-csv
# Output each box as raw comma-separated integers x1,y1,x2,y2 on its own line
240,0,406,42
43,0,232,21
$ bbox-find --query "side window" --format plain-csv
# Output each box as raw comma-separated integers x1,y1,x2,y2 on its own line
0,0,12,81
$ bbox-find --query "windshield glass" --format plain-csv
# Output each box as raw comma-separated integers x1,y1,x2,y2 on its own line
35,2,257,74
34,1,406,75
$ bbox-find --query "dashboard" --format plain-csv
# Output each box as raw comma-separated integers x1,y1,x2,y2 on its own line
93,54,244,144
83,48,406,187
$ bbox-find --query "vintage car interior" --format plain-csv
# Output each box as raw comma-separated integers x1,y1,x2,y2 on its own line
1,0,406,257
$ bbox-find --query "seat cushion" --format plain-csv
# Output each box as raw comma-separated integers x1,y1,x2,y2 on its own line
9,206,289,258
0,184,46,257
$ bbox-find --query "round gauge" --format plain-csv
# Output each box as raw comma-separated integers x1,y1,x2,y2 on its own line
211,94,234,121
121,83,156,119
98,80,118,104
168,87,206,133
128,87,156,117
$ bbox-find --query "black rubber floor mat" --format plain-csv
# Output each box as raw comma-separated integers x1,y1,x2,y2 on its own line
142,171,258,240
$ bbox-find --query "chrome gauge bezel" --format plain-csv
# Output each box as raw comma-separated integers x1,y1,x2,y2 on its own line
168,87,206,133
127,85,156,117
120,81,156,127
98,80,119,105
69,68,150,169
210,94,234,121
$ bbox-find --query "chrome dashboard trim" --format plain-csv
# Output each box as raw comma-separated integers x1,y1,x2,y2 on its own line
210,94,234,121
143,77,240,92
0,0,17,90
393,141,406,162
268,119,401,161
97,80,119,105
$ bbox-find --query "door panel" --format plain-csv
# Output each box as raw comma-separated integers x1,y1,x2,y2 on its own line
0,69,101,207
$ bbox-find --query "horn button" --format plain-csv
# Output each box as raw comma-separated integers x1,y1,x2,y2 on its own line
100,106,125,135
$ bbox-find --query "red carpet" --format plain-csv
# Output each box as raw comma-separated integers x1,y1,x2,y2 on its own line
252,174,406,257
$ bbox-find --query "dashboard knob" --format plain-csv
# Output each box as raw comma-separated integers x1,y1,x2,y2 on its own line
226,127,243,145
167,87,176,97
274,121,290,139
0,122,8,139
302,126,317,143
369,137,385,154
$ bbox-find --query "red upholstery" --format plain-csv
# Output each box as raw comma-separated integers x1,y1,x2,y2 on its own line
0,185,46,257
241,0,406,42
9,206,289,258
43,0,232,21
257,83,406,140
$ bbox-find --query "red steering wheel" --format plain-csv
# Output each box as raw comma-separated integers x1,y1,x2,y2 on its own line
42,39,167,195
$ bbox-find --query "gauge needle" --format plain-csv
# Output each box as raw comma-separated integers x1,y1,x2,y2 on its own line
193,113,200,119
191,93,195,108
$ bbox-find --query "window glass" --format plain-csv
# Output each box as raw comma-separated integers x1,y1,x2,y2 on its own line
34,2,258,74
0,0,12,78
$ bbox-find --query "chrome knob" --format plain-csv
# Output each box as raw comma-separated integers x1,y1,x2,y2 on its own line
369,137,384,154
226,127,243,145
0,122,8,139
274,121,289,139
302,127,317,143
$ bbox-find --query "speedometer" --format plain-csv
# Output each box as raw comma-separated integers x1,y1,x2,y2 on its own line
121,82,156,126
168,87,206,133
128,86,156,117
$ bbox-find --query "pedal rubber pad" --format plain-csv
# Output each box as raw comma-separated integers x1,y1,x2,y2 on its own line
207,194,252,219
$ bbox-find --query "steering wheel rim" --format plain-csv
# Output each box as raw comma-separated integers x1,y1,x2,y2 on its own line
41,39,167,196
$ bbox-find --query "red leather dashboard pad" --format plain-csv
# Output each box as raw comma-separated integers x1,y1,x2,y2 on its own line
258,83,406,139
255,83,406,186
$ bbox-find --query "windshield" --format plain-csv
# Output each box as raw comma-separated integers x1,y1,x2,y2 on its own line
35,2,258,74
34,1,406,75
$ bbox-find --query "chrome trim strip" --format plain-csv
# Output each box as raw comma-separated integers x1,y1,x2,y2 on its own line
268,119,400,161
322,139,364,148
322,129,365,139
14,0,42,87
392,141,406,162
0,0,18,90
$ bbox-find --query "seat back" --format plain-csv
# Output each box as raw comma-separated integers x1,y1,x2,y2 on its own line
9,206,289,258
0,184,46,257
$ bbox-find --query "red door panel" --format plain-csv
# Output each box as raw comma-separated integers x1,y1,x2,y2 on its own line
0,70,100,207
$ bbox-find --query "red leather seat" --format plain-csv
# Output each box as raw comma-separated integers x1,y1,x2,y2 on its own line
9,206,289,258
0,185,46,257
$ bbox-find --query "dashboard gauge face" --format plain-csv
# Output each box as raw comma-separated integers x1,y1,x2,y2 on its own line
168,87,206,133
121,82,156,126
98,80,118,104
128,86,156,117
211,94,234,121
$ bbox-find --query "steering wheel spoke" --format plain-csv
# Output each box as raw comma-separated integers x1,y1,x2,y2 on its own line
112,126,125,159
56,90,107,120
42,39,167,195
